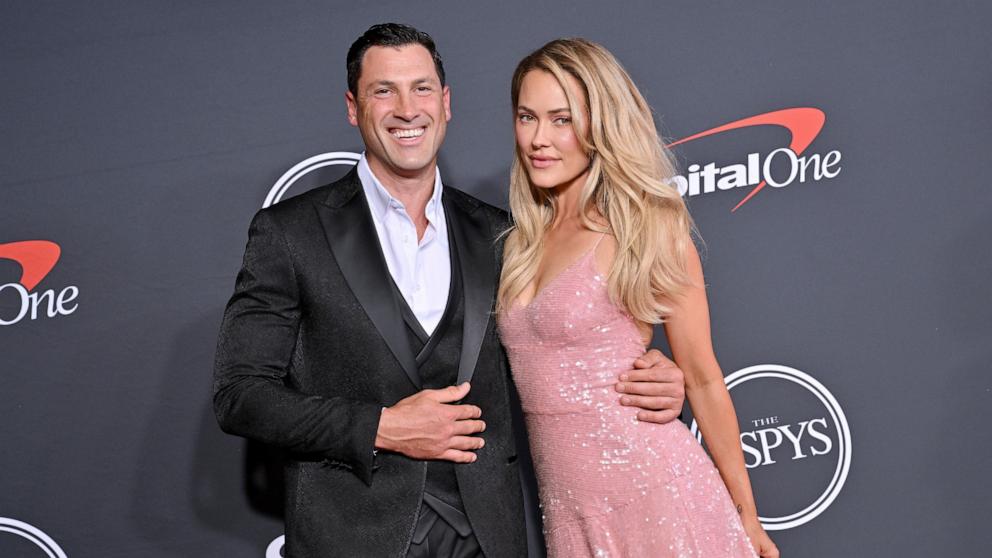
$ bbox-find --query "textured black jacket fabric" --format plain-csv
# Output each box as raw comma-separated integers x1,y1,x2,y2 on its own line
214,169,527,557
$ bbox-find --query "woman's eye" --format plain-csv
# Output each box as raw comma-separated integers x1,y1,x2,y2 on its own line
517,114,534,123
553,117,572,125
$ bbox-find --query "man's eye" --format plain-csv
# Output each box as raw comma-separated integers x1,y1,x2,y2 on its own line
374,89,391,96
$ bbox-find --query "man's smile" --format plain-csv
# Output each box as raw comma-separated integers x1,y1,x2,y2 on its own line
390,126,427,140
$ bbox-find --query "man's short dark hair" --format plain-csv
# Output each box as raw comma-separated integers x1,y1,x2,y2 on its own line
347,23,446,96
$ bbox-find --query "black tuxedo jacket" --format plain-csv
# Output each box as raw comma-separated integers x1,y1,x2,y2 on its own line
214,169,527,557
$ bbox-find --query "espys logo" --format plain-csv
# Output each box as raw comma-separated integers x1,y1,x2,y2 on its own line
0,240,79,326
665,107,841,212
0,517,68,558
690,364,852,530
266,535,284,558
261,108,840,213
264,152,361,208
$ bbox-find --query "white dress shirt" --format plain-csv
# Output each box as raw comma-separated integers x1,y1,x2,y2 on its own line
357,154,451,335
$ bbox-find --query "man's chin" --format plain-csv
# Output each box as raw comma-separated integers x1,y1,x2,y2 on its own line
385,156,437,177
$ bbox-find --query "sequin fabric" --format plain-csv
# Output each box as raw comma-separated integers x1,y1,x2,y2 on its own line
499,244,757,558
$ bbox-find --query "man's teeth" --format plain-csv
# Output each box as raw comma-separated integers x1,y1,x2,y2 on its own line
392,128,425,138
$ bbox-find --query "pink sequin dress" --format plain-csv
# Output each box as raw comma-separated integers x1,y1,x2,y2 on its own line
498,239,757,558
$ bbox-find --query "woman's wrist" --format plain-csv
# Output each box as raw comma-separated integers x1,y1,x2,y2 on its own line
741,513,762,527
735,503,759,521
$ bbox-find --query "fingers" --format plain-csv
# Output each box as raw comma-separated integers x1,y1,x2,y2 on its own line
619,393,681,411
617,364,686,415
430,382,471,403
616,379,682,398
450,404,483,420
632,348,672,369
634,409,680,424
620,366,681,384
451,419,486,435
760,538,779,558
438,449,479,463
449,435,485,451
380,385,488,461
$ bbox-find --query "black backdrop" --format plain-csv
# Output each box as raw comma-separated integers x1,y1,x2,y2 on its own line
3,2,991,556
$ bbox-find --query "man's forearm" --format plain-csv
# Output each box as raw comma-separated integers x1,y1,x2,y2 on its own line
214,372,383,483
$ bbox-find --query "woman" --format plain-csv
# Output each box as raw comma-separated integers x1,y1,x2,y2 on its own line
497,39,779,557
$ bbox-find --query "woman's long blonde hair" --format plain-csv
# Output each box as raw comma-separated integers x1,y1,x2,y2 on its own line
497,38,694,323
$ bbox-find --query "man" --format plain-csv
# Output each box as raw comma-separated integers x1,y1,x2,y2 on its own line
214,23,686,557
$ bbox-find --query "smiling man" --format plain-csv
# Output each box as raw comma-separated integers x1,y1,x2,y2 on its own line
214,23,686,558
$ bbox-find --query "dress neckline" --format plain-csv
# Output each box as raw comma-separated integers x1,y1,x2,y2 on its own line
513,233,606,311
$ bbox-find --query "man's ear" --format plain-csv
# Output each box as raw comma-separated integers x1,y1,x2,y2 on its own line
346,91,359,127
442,85,451,122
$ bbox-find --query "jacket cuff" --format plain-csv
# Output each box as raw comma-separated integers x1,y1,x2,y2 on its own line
326,400,383,487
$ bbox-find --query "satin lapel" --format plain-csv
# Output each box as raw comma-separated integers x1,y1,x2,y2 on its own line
444,197,497,385
315,174,421,390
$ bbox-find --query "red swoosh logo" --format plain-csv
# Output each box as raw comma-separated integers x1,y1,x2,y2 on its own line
667,107,826,212
0,240,62,291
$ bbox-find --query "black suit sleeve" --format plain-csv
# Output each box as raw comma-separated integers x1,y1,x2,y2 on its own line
213,209,382,485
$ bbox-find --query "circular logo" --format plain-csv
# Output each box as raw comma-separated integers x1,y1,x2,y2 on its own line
265,534,284,558
0,518,67,558
689,364,851,530
263,152,360,208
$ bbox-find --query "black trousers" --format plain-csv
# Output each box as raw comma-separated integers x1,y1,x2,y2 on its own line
406,497,483,558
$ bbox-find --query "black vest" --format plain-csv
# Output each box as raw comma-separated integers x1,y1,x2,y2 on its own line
390,247,467,514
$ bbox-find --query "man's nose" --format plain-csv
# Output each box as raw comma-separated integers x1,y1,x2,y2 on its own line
394,91,417,121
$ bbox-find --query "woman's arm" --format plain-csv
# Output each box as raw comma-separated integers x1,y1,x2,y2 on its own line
662,242,779,557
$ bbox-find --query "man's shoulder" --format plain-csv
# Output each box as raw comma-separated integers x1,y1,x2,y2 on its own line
443,185,509,228
257,170,359,222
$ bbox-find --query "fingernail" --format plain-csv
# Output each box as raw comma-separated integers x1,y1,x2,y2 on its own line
616,383,625,392
619,374,629,381
620,396,630,405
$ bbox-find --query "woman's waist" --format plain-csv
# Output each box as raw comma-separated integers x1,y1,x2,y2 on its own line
525,416,691,477
510,349,645,401
506,344,645,381
523,407,693,450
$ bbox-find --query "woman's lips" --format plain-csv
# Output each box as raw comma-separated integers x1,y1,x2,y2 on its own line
529,156,557,169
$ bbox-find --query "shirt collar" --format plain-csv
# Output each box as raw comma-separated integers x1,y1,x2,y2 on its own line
357,153,444,223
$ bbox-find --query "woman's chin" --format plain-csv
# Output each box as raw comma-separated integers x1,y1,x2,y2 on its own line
525,174,560,190
531,182,557,191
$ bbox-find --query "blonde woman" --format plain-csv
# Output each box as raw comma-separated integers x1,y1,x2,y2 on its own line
497,39,779,557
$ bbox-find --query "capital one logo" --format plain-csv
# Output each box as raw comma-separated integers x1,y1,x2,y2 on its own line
690,364,852,530
0,517,68,558
0,241,79,326
665,107,842,211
